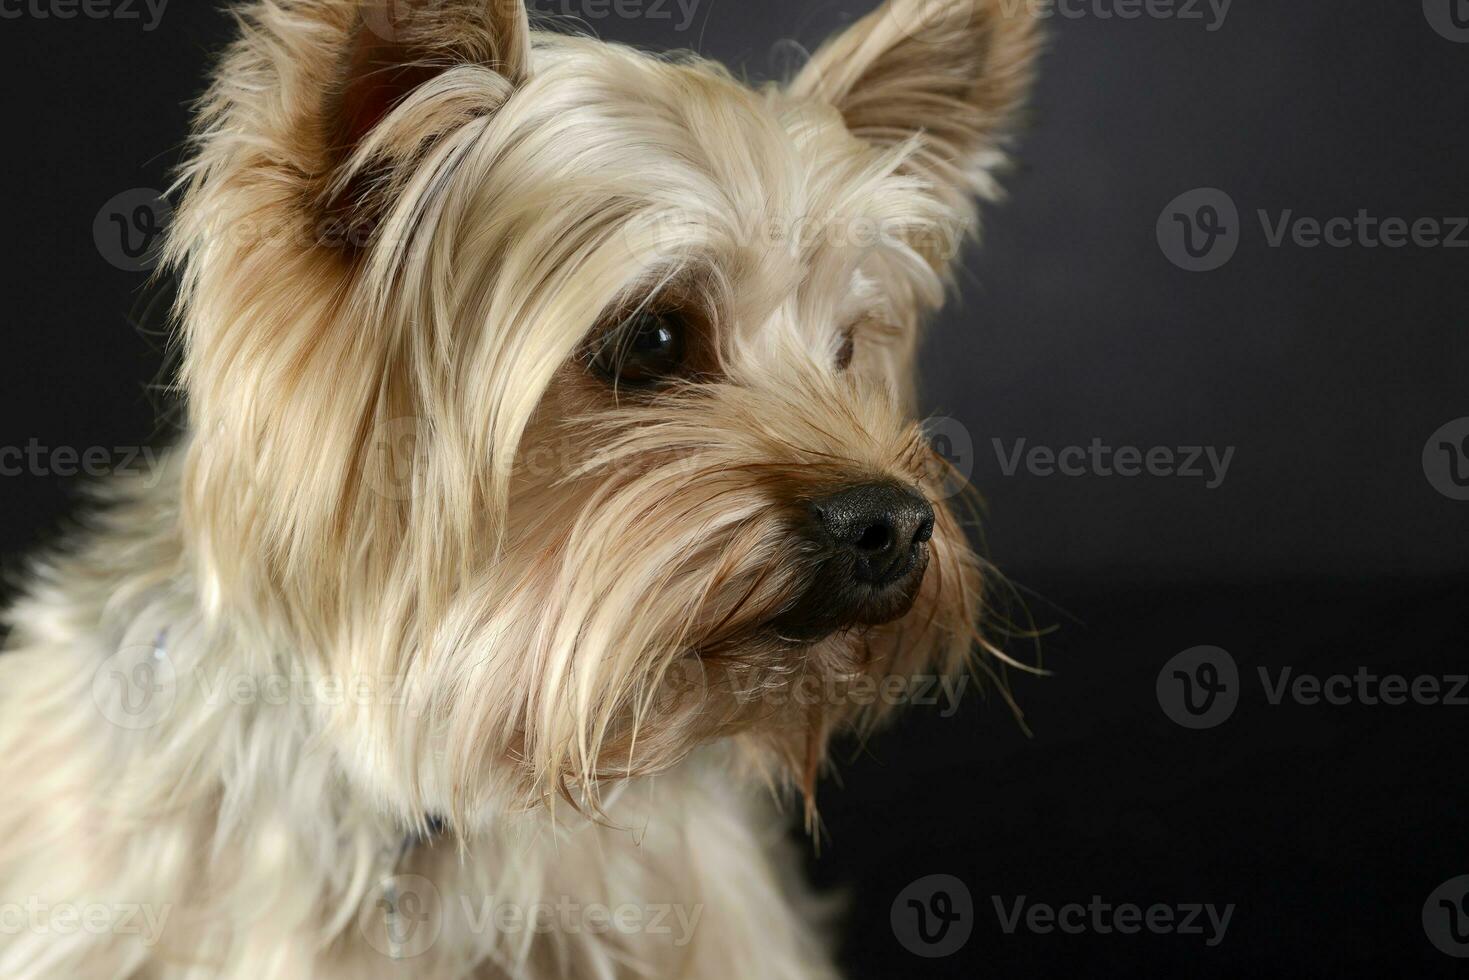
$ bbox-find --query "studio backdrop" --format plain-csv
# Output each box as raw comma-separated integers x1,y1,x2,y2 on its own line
1,1,1465,977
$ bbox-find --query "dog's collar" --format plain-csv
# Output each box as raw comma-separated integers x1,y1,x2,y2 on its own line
391,815,446,862
414,815,447,842
379,816,447,957
393,814,446,866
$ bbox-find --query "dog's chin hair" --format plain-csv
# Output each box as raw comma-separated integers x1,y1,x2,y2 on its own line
562,399,966,803
407,383,983,826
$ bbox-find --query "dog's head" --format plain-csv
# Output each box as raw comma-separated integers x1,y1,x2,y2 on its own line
168,0,1039,825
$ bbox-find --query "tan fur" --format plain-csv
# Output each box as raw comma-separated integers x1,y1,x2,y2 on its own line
0,1,1039,976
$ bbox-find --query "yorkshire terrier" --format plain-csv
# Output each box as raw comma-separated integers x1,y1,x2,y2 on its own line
0,0,1038,975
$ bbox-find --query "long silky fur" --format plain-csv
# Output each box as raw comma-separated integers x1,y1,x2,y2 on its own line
0,1,1038,976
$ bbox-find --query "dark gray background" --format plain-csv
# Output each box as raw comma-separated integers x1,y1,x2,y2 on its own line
1,1,1466,977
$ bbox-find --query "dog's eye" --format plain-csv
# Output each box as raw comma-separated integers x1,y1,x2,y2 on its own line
593,311,687,388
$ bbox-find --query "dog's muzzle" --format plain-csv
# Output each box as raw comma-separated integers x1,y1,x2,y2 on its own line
775,482,934,640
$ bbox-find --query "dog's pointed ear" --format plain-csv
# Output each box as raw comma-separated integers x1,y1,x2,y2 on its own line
321,0,532,235
790,0,1040,203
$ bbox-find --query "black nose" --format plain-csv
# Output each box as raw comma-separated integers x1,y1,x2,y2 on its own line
809,483,935,587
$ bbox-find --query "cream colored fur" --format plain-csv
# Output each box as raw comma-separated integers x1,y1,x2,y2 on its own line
0,0,1038,976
